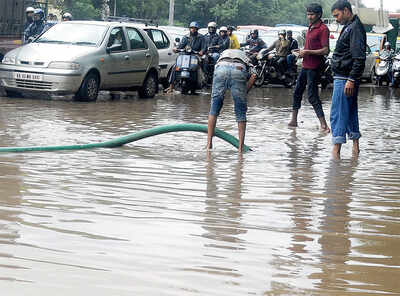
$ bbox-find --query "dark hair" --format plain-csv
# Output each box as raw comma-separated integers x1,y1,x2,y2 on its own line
306,3,323,15
331,0,353,13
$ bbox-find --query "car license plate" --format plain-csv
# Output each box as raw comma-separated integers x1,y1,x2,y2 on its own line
14,72,43,81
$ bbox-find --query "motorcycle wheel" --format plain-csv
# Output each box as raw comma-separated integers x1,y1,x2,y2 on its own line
254,73,265,87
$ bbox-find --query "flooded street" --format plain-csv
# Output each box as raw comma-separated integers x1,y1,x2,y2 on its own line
0,85,400,295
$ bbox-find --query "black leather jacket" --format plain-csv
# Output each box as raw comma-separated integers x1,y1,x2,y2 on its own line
241,37,266,53
331,15,366,81
178,33,205,53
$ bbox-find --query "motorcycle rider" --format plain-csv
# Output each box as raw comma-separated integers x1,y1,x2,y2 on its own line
24,8,46,43
380,42,394,86
218,26,231,53
204,22,221,62
62,12,73,21
241,29,266,54
287,30,299,71
227,26,240,49
165,21,205,94
24,7,35,31
265,30,290,78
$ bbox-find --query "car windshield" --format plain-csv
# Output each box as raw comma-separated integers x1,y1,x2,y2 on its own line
36,23,107,46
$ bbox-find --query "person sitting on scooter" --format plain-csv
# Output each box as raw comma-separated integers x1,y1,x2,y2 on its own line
228,26,240,49
165,21,205,94
204,22,221,62
380,42,394,86
265,30,290,78
287,30,299,71
241,29,266,54
218,26,231,53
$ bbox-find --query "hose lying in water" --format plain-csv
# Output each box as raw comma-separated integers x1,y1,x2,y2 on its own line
0,123,252,153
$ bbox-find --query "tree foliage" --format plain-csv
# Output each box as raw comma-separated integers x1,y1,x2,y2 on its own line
54,0,336,27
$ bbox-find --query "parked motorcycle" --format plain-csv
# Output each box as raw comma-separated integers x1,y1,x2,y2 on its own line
319,56,333,89
175,47,204,94
374,51,392,86
391,53,400,88
251,48,296,88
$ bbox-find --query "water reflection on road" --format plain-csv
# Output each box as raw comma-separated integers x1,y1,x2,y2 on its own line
0,85,399,295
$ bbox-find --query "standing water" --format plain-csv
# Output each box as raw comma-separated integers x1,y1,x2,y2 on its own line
0,86,399,295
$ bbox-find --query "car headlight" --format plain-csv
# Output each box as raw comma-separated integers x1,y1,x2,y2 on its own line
2,55,16,65
48,62,80,70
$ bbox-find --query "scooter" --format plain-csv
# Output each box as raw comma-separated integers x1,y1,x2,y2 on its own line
391,53,400,88
175,47,204,94
252,48,296,88
375,51,392,86
319,56,333,89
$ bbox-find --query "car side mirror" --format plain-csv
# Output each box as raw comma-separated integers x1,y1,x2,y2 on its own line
175,37,180,43
106,43,122,53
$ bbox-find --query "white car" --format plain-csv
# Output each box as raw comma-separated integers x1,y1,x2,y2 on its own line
136,24,178,88
0,21,160,101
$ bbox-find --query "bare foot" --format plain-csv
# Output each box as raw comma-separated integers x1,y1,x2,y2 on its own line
332,144,341,159
288,121,298,127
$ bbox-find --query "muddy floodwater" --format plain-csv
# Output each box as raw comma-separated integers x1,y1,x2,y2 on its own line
0,86,399,295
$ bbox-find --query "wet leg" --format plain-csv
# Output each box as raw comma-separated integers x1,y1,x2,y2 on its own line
206,115,217,150
332,143,341,159
238,121,246,153
352,139,359,157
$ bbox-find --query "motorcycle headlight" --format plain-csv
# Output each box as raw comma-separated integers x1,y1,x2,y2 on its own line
2,55,16,65
48,62,80,70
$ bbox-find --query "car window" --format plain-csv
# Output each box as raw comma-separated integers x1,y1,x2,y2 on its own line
149,29,169,49
107,27,127,51
36,23,107,46
126,27,148,50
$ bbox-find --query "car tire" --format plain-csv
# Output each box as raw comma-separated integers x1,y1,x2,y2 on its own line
138,72,157,98
75,72,99,101
5,89,22,98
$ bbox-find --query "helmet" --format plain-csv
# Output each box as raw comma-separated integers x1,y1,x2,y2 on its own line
278,29,286,36
384,41,390,47
63,12,72,21
219,26,228,32
26,7,35,13
250,29,258,37
227,26,236,31
189,21,199,29
306,3,323,15
33,8,44,21
207,22,217,28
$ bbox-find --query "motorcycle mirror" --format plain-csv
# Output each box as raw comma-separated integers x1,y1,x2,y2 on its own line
175,37,180,43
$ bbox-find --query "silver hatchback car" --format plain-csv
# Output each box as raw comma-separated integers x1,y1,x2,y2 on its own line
0,21,160,101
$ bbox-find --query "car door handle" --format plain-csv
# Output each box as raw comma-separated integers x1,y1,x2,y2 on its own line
124,55,130,60
145,53,151,57
168,52,172,55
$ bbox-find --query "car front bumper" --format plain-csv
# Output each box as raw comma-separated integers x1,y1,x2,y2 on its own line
0,64,84,94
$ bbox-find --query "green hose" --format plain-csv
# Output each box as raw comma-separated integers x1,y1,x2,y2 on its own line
0,123,251,153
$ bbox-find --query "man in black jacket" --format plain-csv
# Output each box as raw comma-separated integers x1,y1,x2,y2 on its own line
330,0,366,158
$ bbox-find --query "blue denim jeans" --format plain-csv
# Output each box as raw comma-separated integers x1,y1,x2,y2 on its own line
209,62,248,122
293,68,325,118
330,79,361,144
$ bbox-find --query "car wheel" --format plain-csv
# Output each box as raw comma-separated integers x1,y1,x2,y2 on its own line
5,89,22,98
75,72,99,101
138,72,157,98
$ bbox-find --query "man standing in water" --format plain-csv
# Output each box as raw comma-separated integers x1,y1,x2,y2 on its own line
206,49,256,153
330,0,366,158
288,3,330,132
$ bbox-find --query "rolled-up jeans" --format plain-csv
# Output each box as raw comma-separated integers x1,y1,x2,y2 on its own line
330,79,361,144
209,62,248,122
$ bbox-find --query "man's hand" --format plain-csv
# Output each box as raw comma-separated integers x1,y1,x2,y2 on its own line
173,47,178,53
247,73,257,93
199,50,204,56
344,80,355,97
298,49,308,58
